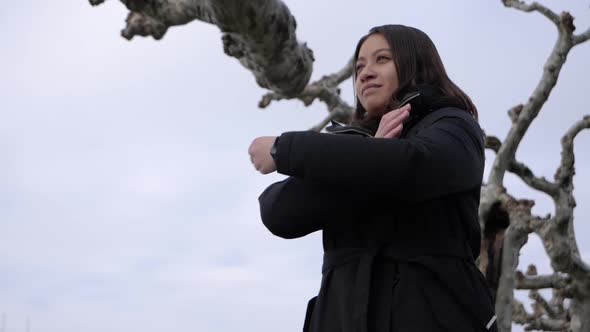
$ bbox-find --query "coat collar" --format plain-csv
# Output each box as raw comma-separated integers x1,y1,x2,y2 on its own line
325,85,466,138
325,120,375,137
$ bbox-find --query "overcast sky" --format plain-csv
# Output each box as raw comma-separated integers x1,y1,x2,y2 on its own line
1,1,589,331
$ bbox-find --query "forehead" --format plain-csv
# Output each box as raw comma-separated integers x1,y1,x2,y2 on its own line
358,34,391,58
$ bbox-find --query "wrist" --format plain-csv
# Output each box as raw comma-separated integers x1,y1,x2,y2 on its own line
270,136,280,162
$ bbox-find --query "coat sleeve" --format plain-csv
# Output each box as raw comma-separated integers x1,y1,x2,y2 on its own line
258,176,363,239
272,114,484,203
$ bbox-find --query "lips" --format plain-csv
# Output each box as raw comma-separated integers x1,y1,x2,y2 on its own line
361,84,382,95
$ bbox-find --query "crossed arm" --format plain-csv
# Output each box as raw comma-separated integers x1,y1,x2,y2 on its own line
258,114,485,239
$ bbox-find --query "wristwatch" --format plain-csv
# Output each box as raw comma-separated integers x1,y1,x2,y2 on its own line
270,136,280,162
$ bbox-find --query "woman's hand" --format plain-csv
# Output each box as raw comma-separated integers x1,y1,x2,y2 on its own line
374,104,412,139
248,136,277,174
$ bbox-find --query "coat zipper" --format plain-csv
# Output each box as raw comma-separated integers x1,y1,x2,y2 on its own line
398,91,421,108
327,127,374,137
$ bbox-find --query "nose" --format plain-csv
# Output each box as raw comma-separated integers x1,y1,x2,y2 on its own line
358,65,376,83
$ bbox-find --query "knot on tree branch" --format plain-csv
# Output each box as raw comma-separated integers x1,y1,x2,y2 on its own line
559,11,576,34
507,197,536,213
222,34,246,58
122,11,168,40
485,135,502,152
508,104,524,123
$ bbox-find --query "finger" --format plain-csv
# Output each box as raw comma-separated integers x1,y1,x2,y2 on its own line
382,106,411,128
375,104,411,138
397,103,412,114
379,109,410,135
401,103,412,111
384,123,403,139
383,103,412,120
248,140,257,155
384,124,402,139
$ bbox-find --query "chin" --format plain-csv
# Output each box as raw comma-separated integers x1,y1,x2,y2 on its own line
363,102,387,117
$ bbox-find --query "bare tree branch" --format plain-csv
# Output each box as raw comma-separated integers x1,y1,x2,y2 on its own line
259,58,355,128
573,26,590,45
513,291,568,330
515,271,570,289
555,115,590,186
90,0,314,97
324,56,355,85
501,0,560,26
512,298,532,325
488,4,580,187
510,161,558,196
484,16,590,331
508,104,524,123
485,135,503,152
92,0,216,37
259,57,354,106
495,204,534,332
571,256,590,275
529,290,560,319
528,215,549,232
485,134,558,196
524,317,568,331
121,11,168,40
309,110,344,132
549,288,568,318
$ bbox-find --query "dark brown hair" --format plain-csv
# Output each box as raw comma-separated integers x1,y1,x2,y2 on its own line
352,25,477,128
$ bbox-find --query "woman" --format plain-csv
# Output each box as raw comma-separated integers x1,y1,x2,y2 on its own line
249,25,497,332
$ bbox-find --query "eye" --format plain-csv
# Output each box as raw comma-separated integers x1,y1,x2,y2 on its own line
377,55,391,62
355,64,365,73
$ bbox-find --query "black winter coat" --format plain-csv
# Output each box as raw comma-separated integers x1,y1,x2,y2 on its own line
258,99,498,332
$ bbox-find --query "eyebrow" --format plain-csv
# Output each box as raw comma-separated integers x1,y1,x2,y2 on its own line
356,48,392,62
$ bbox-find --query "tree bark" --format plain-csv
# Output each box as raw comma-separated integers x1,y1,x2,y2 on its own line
90,0,315,97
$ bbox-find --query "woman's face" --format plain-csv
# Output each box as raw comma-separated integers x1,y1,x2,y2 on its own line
354,33,399,117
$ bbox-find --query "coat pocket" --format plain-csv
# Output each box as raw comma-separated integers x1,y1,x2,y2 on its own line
469,264,498,331
303,296,318,332
420,262,498,332
420,281,477,332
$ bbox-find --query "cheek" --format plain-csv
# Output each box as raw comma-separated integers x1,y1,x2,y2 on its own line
388,70,399,92
385,82,396,97
354,80,362,95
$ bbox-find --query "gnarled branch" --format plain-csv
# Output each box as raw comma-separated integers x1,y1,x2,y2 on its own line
501,0,560,26
555,115,590,186
524,317,568,331
515,271,570,290
485,134,558,196
573,27,590,45
510,160,557,196
529,290,559,319
259,57,355,128
90,0,314,97
488,3,581,187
